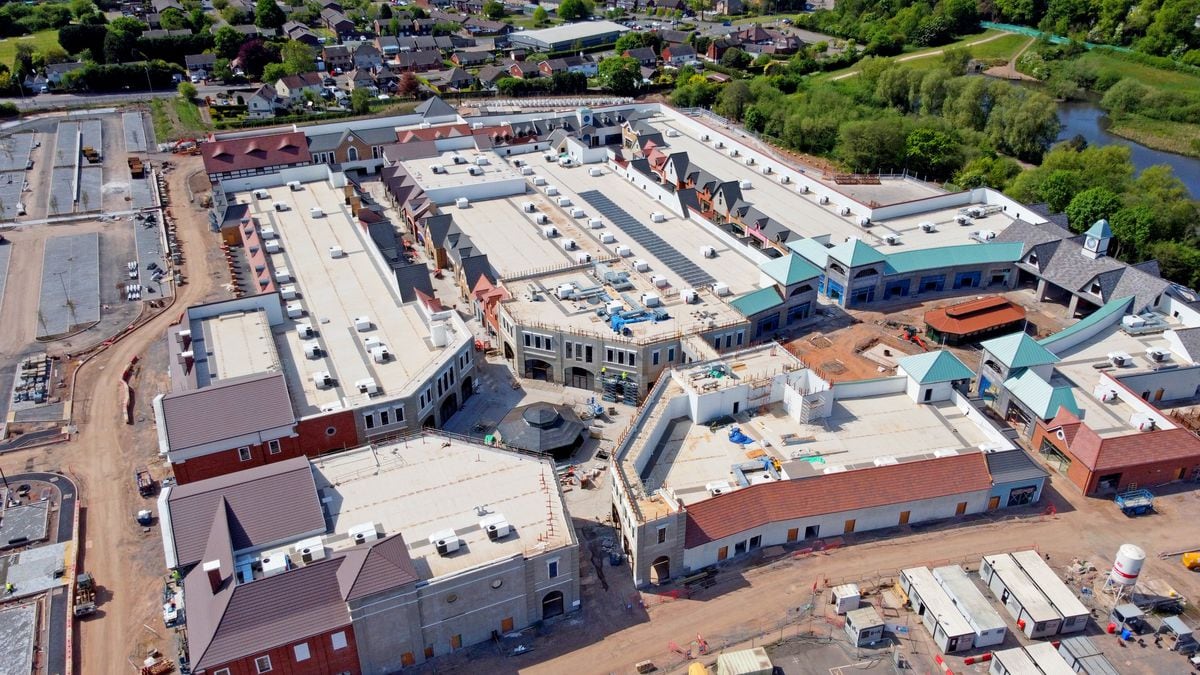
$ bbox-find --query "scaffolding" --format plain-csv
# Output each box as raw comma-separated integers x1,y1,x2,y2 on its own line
601,370,638,405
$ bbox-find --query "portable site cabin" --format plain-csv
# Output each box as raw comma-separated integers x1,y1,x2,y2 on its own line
1023,643,1077,675
844,606,885,647
1161,616,1197,653
1057,636,1120,675
932,565,1007,648
899,567,975,654
980,554,1063,638
715,647,773,675
990,644,1074,675
1011,550,1089,634
831,584,861,615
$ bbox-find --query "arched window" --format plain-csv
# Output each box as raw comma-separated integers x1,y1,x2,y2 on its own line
347,146,359,162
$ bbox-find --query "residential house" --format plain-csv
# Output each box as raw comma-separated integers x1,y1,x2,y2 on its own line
662,44,698,67
185,54,216,79
427,67,475,92
246,84,280,119
714,0,744,13
353,43,384,71
323,44,354,72
463,17,511,35
142,28,192,40
283,20,322,47
45,61,84,86
412,17,437,34
705,36,738,61
451,50,491,67
508,60,540,79
538,54,598,77
376,35,401,57
232,23,276,39
346,68,378,93
323,7,356,36
658,29,690,45
732,23,801,55
476,64,508,90
321,0,344,10
394,49,443,73
275,72,325,104
623,47,657,68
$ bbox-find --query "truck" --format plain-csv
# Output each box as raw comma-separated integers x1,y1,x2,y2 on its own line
74,573,96,616
128,156,145,178
135,467,156,497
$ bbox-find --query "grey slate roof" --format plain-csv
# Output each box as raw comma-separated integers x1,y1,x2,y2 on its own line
167,456,324,567
159,372,295,452
985,449,1048,485
415,96,456,118
993,219,1068,257
307,132,342,153
1170,327,1200,363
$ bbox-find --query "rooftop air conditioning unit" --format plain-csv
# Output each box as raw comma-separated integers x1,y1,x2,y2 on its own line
364,336,382,349
456,197,470,208
606,301,624,315
700,245,716,258
253,189,269,199
701,134,710,141
429,529,460,555
706,481,732,496
651,275,669,288
600,232,616,244
280,284,297,300
286,301,304,318
273,201,288,212
475,156,488,166
287,181,302,191
543,225,558,237
355,316,373,332
349,522,380,544
921,221,936,233
615,245,632,257
780,174,790,183
480,514,511,540
1099,389,1119,403
468,166,482,176
651,212,666,223
297,323,315,338
293,537,326,563
260,554,287,577
575,252,592,264
372,346,391,363
798,184,809,193
739,179,752,189
264,240,282,254
745,157,755,166
471,122,483,130
1108,352,1131,367
712,282,731,296
453,155,467,165
1146,348,1170,362
557,197,572,207
556,284,575,299
310,207,324,218
522,201,536,213
521,166,534,176
641,293,661,307
819,195,830,205
304,343,322,359
839,206,851,216
533,176,546,186
956,214,971,225
884,234,900,245
729,149,739,157
328,245,344,258
355,378,379,395
681,288,697,303
633,259,649,272
589,218,604,229
589,167,603,177
313,371,333,389
714,140,723,148
431,164,445,174
260,226,276,239
546,186,559,196
666,128,679,138
535,213,550,225
858,216,871,227
571,208,585,218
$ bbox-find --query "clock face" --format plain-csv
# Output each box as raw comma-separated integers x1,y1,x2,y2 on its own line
1085,236,1098,250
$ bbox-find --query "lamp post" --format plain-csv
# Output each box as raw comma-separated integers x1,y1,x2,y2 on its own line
134,49,153,93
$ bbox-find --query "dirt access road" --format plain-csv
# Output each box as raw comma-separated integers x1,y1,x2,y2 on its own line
0,154,222,673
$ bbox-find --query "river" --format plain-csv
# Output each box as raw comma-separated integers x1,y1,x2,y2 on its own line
1055,100,1200,198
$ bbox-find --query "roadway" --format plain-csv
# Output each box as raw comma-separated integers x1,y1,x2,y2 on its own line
4,84,240,112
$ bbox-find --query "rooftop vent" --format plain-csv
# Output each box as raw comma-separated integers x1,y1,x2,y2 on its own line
355,316,373,332
706,481,732,496
328,245,344,258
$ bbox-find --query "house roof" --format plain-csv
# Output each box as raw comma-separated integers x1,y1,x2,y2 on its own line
1068,425,1200,472
279,72,323,89
898,350,974,385
1168,327,1200,363
1003,369,1080,420
336,534,420,601
828,238,886,268
166,456,324,567
624,47,657,61
415,95,456,118
202,131,311,175
185,54,217,68
729,286,784,318
758,254,823,287
985,449,1048,485
159,372,295,452
684,453,993,547
981,332,1060,369
1046,407,1083,445
924,296,1026,337
885,242,1023,275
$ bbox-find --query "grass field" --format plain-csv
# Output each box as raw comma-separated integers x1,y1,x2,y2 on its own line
173,98,206,132
0,30,60,68
1077,51,1200,93
818,29,1003,80
149,100,171,141
1107,114,1200,157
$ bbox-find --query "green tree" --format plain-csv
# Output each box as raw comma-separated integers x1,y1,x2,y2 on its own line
379,3,392,19
1109,205,1155,259
616,31,661,53
1127,165,1195,242
1038,169,1084,212
1100,78,1148,114
953,155,1021,189
103,17,146,65
744,106,766,133
178,80,197,99
904,127,962,179
159,7,188,30
688,0,712,20
262,62,289,83
940,46,971,76
1064,187,1123,232
597,55,641,95
351,87,371,114
1148,241,1200,289
715,79,751,121
483,0,506,19
533,5,548,24
557,0,594,21
214,25,242,59
838,117,907,172
69,0,96,19
281,40,315,75
255,0,286,29
720,47,752,69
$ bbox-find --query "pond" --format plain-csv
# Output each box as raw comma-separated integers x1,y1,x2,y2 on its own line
1055,100,1200,198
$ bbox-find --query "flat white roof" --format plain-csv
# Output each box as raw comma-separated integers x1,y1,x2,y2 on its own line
246,181,466,416
1011,550,1089,619
932,565,1007,633
311,435,574,579
992,647,1045,675
902,567,975,638
202,309,280,381
983,553,1062,623
448,192,581,279
1023,642,1077,675
643,116,1022,252
399,149,521,192
510,19,628,45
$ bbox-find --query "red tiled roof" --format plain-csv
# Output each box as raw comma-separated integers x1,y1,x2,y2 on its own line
1046,408,1082,445
684,453,992,547
1067,424,1200,472
202,131,311,176
924,297,1026,336
397,123,473,143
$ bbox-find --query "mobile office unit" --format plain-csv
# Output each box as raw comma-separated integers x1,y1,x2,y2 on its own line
933,565,1007,648
980,553,1063,638
900,567,975,653
1012,550,1089,634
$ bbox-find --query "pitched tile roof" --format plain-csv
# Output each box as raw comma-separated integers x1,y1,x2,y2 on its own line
166,457,324,567
159,372,295,452
759,254,822,287
898,350,974,385
1003,368,1080,420
1067,425,1200,472
684,453,992,547
981,332,1060,369
336,534,420,600
1046,408,1082,445
924,296,1026,337
201,131,311,176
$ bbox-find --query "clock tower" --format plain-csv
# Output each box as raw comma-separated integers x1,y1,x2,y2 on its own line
1081,219,1112,260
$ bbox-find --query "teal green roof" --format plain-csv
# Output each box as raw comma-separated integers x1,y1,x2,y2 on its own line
729,286,784,318
1085,219,1112,239
1004,369,1081,420
1039,296,1133,349
885,242,1023,275
981,332,1060,369
759,254,823,287
827,239,887,267
788,238,831,268
898,350,974,385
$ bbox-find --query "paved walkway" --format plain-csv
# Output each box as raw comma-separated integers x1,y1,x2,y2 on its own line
832,32,1013,80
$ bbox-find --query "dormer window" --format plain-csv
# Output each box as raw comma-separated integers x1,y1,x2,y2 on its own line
1027,252,1038,264
1090,281,1102,295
